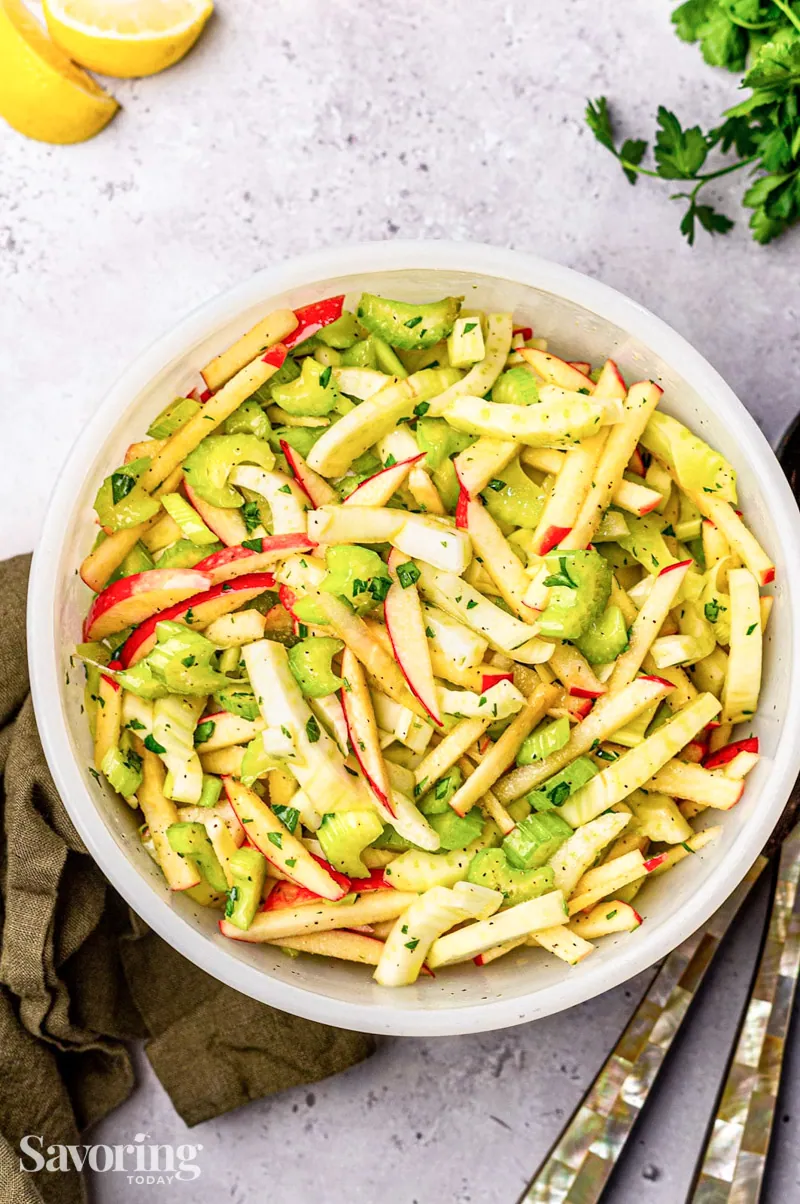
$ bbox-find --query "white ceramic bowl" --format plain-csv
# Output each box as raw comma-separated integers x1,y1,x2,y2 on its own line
28,241,800,1036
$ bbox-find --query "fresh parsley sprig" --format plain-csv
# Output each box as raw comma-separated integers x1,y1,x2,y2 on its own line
586,2,800,245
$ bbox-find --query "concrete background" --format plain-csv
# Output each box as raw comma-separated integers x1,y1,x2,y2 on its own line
2,1,799,1200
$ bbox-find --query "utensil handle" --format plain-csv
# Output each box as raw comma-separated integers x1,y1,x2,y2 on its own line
690,825,800,1203
517,856,768,1204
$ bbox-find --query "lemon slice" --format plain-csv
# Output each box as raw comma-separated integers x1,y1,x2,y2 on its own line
43,0,213,78
0,0,118,144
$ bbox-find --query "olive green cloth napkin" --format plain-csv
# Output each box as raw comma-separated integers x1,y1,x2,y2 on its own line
0,553,374,1204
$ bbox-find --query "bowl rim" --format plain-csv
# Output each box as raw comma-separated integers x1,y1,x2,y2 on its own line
28,239,800,1036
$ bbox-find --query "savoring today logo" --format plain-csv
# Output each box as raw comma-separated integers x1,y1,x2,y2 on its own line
19,1132,203,1185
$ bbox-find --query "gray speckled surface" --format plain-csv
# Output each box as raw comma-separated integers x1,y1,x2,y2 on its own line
2,1,800,1200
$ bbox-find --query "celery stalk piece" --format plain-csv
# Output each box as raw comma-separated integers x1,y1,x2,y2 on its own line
224,847,269,931
517,716,570,765
182,434,276,509
160,493,219,546
147,397,201,440
467,850,555,906
101,744,143,798
288,637,344,698
166,821,229,892
356,294,462,350
503,812,573,871
383,848,472,892
537,549,612,641
317,811,384,877
640,411,737,504
94,457,161,532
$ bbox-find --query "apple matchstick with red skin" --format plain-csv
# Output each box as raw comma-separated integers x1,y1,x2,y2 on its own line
83,568,212,642
193,533,315,584
282,296,345,350
384,547,443,726
481,671,514,691
280,441,338,508
703,737,759,770
342,454,425,508
183,480,252,547
339,647,396,816
117,572,276,665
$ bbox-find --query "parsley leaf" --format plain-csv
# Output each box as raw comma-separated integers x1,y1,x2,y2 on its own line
194,720,216,745
543,556,579,589
396,561,420,589
111,471,137,505
144,734,166,755
241,500,262,532
272,804,300,832
704,599,721,623
306,715,321,743
368,574,391,603
585,17,800,247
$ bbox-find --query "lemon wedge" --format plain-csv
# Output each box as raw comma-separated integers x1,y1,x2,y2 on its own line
0,0,118,144
43,0,213,78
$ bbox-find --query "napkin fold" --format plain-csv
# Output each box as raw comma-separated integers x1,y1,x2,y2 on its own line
0,554,374,1204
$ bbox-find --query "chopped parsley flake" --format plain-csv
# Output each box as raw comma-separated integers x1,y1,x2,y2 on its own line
241,501,262,532
543,557,579,590
396,561,420,589
224,886,239,918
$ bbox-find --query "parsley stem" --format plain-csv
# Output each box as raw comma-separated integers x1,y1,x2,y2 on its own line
725,6,780,29
772,0,800,35
698,156,759,184
618,159,662,180
622,153,758,189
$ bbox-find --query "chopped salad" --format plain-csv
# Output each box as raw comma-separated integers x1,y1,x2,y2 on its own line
76,289,774,986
